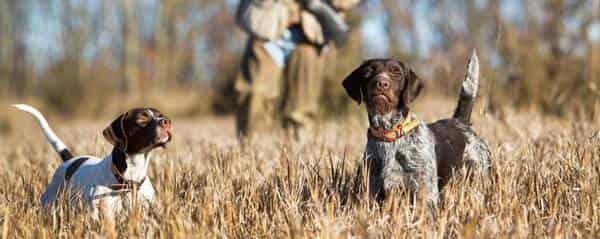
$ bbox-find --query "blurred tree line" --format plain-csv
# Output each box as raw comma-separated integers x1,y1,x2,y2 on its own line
0,0,597,119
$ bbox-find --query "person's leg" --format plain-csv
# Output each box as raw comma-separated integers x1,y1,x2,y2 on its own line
282,43,326,136
235,39,282,137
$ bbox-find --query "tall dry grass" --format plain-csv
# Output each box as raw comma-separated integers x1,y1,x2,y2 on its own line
0,96,598,238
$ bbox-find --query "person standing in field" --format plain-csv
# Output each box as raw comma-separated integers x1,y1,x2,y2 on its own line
235,0,360,138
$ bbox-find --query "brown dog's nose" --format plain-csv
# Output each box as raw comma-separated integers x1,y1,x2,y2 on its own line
375,78,391,90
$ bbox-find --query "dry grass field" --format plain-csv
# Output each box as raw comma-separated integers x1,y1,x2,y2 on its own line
0,96,598,238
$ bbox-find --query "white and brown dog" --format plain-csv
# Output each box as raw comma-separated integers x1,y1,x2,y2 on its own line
13,104,172,217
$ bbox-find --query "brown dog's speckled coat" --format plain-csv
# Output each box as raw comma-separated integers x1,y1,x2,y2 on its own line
342,52,490,209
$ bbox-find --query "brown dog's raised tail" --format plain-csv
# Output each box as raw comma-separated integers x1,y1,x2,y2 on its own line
453,50,480,123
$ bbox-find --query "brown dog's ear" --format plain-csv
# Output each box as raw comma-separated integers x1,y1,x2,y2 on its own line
342,65,365,104
102,112,129,150
402,67,424,104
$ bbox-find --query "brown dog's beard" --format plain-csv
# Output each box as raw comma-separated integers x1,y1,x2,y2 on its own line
370,95,393,114
367,105,409,130
366,89,406,129
365,81,399,115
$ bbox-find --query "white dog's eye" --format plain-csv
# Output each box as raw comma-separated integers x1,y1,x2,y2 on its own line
136,114,151,127
137,121,149,127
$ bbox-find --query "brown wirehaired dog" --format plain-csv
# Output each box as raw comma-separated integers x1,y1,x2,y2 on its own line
342,51,490,210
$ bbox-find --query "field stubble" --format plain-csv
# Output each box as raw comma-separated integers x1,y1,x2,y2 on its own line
0,97,598,238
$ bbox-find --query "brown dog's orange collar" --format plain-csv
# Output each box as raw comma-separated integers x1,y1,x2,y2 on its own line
368,114,420,142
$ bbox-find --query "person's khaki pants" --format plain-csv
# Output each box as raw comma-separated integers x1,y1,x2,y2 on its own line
235,39,325,137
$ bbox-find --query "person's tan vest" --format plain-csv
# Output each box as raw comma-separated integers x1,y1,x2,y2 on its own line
237,0,359,44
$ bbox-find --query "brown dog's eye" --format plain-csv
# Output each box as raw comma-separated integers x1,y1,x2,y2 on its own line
389,65,402,75
363,67,374,78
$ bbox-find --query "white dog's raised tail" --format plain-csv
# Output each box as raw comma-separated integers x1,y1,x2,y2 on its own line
12,104,73,161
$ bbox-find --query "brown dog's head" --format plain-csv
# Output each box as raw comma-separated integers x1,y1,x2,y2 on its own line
102,108,172,154
342,59,423,115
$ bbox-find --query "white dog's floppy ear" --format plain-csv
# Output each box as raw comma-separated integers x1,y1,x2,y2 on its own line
102,112,129,150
